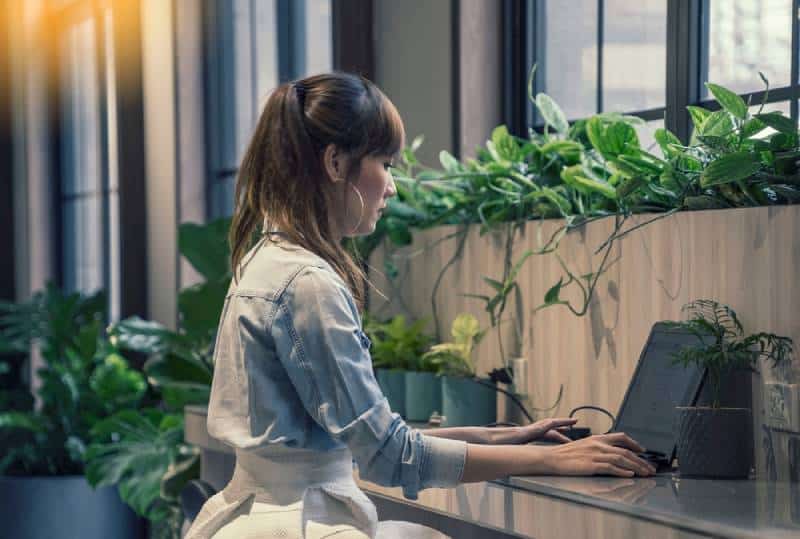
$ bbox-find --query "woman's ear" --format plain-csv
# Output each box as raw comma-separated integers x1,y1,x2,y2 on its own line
323,144,347,184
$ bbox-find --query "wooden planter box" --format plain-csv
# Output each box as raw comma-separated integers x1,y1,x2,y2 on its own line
368,205,800,475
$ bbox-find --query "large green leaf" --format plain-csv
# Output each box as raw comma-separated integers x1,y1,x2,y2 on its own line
706,83,748,120
178,218,231,282
754,112,797,135
439,150,462,173
109,317,191,357
143,353,212,387
89,353,147,410
536,93,569,135
700,152,762,187
0,411,48,432
86,409,183,520
586,117,639,160
540,140,582,164
654,128,682,158
700,110,735,138
178,278,228,343
490,125,521,163
687,106,712,131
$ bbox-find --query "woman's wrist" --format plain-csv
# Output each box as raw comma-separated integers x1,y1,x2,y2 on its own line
485,426,524,445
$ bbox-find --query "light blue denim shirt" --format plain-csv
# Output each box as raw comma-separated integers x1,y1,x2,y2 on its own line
206,236,467,500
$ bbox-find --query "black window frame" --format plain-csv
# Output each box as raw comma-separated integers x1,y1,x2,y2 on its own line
48,0,113,300
504,0,800,143
45,0,147,320
203,0,344,220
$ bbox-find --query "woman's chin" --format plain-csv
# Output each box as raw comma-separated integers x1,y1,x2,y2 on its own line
345,221,378,239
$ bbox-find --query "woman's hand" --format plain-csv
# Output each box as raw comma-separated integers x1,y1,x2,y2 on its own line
540,432,656,477
512,418,578,444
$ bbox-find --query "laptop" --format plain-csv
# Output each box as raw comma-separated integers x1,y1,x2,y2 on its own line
609,321,711,472
534,322,711,473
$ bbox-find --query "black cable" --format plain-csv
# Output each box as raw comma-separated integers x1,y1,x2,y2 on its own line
568,405,616,434
467,378,616,437
469,376,535,424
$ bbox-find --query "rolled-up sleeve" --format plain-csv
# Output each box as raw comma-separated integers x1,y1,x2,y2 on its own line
272,266,467,500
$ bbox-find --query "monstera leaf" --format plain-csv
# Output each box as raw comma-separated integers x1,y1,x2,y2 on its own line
85,409,192,522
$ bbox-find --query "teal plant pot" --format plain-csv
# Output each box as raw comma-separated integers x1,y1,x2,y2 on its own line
404,371,442,422
376,368,406,418
441,376,497,427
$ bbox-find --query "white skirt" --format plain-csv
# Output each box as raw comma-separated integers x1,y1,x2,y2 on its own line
184,446,450,539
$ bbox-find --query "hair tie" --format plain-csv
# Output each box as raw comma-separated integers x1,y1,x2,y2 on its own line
294,82,306,108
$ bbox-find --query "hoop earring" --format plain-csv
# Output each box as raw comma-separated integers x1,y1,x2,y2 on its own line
348,183,365,235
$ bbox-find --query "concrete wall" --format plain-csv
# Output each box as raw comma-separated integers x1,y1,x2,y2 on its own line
373,0,455,164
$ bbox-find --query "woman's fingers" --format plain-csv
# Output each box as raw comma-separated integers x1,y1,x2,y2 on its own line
597,448,655,477
543,429,572,444
599,432,646,453
596,462,635,478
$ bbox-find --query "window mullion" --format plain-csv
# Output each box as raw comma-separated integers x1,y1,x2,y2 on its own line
666,0,702,143
791,0,799,122
597,0,603,114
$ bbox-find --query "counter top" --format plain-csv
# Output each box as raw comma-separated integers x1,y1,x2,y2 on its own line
500,474,800,539
185,405,800,539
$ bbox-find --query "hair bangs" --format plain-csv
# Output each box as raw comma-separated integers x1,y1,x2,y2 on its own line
360,88,405,160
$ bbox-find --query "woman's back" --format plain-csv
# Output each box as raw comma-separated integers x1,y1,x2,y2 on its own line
187,237,464,538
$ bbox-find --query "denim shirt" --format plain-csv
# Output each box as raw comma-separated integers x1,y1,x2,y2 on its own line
206,237,467,500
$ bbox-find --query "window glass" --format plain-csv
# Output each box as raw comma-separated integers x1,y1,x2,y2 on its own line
706,0,791,96
542,0,598,120
304,0,333,76
59,16,105,295
602,0,667,113
638,117,665,155
207,0,333,219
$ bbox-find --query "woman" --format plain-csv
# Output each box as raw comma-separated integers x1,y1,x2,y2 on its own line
186,72,655,539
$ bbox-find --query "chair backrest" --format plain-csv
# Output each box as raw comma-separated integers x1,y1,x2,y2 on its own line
180,479,219,525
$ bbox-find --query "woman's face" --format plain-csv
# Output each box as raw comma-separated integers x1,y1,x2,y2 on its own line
335,153,397,238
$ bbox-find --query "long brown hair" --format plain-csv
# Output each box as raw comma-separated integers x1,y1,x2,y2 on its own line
229,72,405,309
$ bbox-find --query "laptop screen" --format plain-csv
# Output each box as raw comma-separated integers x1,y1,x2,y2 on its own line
613,322,709,457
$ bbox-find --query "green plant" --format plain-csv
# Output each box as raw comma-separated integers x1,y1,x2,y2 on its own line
85,409,198,538
664,299,794,408
422,314,486,377
363,314,434,372
85,217,231,538
368,72,800,322
0,284,146,476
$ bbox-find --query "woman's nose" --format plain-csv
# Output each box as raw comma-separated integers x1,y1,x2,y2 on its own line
386,176,397,197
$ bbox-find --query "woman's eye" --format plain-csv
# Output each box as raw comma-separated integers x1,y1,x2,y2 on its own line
383,162,393,170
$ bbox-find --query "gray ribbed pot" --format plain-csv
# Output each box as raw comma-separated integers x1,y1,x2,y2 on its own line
675,407,753,478
0,475,143,539
441,376,497,427
375,368,406,418
404,371,442,422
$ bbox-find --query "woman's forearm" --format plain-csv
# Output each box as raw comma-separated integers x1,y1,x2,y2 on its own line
424,426,522,445
460,443,548,482
459,434,658,483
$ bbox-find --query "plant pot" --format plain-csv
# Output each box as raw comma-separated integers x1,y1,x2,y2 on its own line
404,371,442,422
441,376,497,427
0,475,144,539
675,407,753,478
376,368,406,418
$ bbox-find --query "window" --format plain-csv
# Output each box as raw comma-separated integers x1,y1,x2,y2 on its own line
705,0,792,97
205,0,334,219
506,0,798,144
55,1,121,320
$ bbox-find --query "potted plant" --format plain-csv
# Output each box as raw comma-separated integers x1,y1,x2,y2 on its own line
0,284,146,538
85,218,229,538
421,313,497,427
364,314,438,421
665,299,793,478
